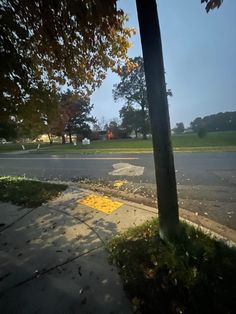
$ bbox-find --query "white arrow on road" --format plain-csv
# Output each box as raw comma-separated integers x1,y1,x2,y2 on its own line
109,163,144,176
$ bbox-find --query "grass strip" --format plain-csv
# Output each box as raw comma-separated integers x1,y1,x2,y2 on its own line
1,131,236,153
107,218,236,313
0,176,67,208
0,143,52,152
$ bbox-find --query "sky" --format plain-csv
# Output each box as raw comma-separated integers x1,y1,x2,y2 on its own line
91,0,236,128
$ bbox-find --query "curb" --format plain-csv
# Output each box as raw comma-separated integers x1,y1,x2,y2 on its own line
77,183,236,246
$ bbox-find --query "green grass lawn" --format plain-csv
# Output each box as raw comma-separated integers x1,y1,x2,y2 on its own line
107,218,236,313
0,142,52,153
33,139,153,153
172,130,236,148
35,130,236,153
0,176,67,207
1,131,235,153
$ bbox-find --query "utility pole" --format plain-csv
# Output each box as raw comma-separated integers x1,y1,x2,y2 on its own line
136,0,179,239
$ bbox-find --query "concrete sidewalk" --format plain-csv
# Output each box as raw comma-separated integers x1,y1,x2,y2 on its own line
1,184,235,314
0,185,158,314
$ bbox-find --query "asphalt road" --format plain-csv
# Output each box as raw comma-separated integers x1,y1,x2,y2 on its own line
0,151,235,186
0,151,236,229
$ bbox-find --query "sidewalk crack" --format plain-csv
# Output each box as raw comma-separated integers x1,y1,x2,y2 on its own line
0,245,103,298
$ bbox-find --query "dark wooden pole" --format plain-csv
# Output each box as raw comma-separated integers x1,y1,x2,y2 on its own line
136,0,179,239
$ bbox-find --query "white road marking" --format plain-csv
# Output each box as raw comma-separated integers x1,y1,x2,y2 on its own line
0,157,139,160
109,163,144,176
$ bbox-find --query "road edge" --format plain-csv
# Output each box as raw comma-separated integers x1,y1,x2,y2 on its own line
77,183,236,246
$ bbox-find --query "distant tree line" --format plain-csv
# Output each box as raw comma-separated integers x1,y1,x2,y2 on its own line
173,122,185,134
190,111,236,132
0,90,95,144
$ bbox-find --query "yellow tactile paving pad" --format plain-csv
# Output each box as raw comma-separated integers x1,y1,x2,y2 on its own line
78,194,123,214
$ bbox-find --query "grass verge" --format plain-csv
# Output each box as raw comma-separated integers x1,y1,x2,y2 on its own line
1,131,236,153
33,131,236,153
0,142,52,153
0,176,67,207
107,219,236,313
172,130,236,148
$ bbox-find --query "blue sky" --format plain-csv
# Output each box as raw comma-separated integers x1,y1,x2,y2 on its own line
91,0,236,128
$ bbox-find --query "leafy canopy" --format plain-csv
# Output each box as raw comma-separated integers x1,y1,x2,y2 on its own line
48,91,94,139
201,0,223,13
0,0,135,120
119,104,149,137
113,56,150,138
113,57,147,107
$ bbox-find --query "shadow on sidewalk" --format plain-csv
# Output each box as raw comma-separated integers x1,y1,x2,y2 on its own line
0,202,130,314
